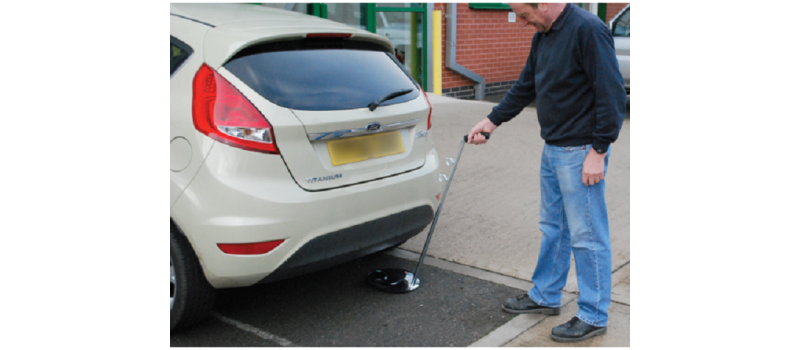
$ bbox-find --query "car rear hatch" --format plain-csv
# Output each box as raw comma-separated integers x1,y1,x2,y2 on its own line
208,22,432,191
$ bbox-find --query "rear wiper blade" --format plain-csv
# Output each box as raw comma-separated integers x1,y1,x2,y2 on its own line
368,89,414,111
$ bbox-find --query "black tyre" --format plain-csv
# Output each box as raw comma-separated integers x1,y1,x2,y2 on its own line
171,229,216,332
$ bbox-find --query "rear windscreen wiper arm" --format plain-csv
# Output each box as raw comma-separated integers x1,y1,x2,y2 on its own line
368,89,414,111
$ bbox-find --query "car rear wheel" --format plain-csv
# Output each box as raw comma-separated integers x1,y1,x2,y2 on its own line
171,229,216,331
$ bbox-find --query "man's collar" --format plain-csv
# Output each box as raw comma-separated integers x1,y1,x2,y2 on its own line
549,3,573,32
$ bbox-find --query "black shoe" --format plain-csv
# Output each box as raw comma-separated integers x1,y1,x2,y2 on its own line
550,317,607,343
502,294,560,315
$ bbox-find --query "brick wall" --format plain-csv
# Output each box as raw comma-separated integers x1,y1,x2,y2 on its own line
436,3,629,100
605,3,630,23
435,3,536,98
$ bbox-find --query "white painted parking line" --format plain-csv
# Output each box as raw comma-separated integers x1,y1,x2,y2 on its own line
211,312,293,347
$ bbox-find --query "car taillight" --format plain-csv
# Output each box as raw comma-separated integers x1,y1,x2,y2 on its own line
422,90,433,130
192,63,279,154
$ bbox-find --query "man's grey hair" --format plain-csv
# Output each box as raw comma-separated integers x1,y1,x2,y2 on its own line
527,3,539,9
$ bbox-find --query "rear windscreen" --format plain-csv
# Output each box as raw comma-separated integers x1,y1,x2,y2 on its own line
223,39,420,111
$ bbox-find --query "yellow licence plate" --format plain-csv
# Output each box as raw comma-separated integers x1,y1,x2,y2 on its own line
328,131,405,166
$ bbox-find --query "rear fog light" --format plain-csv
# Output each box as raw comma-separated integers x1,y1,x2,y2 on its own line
217,240,285,255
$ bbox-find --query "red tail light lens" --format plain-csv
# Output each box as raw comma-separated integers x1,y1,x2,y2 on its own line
422,90,433,130
192,64,279,154
217,240,285,255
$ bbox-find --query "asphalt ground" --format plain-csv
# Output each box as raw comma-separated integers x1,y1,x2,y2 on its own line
170,252,524,347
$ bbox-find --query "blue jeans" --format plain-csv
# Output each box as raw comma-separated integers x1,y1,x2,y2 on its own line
527,144,612,327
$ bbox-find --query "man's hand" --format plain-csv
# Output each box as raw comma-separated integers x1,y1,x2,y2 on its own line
582,148,606,186
468,118,498,144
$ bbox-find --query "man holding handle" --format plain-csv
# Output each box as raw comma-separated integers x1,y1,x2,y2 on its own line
467,3,626,343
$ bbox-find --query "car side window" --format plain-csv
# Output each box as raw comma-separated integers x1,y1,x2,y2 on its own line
170,36,194,76
612,8,630,37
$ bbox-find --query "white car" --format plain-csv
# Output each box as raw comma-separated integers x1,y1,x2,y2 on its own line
608,4,630,109
170,3,440,331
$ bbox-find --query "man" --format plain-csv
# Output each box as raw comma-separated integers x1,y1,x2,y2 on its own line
467,3,626,343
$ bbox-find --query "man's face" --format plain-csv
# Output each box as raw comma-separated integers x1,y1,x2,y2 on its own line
510,3,548,32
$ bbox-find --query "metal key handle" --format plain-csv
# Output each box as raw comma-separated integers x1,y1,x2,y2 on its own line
368,132,490,293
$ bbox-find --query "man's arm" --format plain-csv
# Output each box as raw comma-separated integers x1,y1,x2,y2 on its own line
580,23,627,155
580,23,626,186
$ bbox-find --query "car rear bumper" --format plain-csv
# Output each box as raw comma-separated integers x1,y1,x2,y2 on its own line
257,205,432,284
171,141,440,289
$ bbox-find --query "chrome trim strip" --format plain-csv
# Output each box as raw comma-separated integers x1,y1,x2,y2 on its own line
307,119,419,141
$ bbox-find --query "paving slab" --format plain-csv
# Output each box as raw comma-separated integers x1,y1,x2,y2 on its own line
611,282,631,306
611,263,631,305
503,298,630,347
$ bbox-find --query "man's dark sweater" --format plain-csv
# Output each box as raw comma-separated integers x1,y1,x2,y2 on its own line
487,4,626,153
